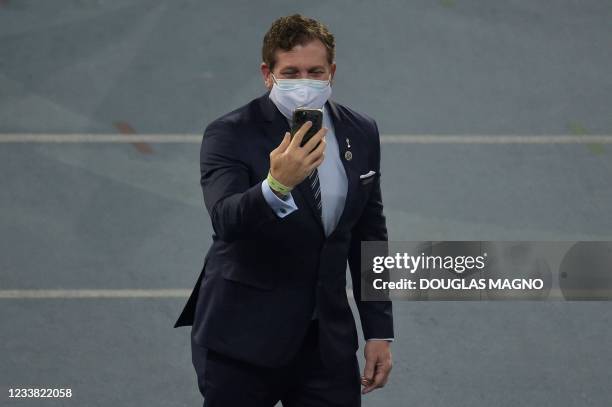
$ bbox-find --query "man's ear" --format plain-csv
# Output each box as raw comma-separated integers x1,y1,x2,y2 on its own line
261,62,272,90
330,62,337,84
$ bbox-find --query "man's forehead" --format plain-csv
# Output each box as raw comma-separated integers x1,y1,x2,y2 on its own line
273,39,330,69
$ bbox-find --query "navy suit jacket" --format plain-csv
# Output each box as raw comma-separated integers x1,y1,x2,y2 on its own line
174,92,393,368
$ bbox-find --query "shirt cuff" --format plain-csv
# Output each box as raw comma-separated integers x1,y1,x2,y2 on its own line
367,338,394,342
261,179,298,218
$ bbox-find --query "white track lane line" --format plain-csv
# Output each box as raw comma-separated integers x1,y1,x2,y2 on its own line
0,134,611,144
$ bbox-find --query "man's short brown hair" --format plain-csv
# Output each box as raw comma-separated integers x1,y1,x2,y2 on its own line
262,14,335,71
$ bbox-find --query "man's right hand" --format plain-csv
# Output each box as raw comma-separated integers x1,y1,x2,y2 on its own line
269,121,327,189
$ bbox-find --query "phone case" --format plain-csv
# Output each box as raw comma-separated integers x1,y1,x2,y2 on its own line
290,108,323,147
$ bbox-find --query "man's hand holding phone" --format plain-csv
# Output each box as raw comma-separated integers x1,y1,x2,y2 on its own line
269,121,327,195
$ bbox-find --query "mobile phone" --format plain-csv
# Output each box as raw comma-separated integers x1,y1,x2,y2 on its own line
290,108,323,148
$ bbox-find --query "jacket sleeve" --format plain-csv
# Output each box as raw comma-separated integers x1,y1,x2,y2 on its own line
200,119,284,241
347,119,395,340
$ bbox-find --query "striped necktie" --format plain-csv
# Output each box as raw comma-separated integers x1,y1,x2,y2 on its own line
287,117,323,220
309,168,321,322
308,168,322,219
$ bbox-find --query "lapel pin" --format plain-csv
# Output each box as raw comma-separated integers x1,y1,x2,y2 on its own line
344,150,353,161
345,137,351,149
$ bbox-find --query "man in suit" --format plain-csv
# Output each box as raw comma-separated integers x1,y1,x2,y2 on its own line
174,14,394,406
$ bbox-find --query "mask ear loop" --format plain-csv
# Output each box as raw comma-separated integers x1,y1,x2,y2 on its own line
270,72,279,87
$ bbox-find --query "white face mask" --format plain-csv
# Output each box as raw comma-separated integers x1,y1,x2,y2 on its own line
268,73,332,119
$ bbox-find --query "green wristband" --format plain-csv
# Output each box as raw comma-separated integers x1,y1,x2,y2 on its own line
267,172,292,195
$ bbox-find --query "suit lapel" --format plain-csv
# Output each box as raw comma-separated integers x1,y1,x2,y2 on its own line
327,100,359,235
